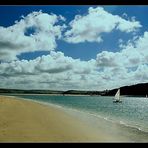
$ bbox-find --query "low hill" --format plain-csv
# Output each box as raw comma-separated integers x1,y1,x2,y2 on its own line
0,82,148,96
103,82,148,97
0,89,64,94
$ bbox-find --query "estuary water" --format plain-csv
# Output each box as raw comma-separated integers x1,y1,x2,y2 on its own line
9,95,148,134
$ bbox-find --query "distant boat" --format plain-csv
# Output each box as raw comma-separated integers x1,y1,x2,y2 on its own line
146,94,147,98
113,89,122,103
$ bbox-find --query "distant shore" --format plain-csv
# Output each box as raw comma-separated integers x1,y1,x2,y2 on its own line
1,92,147,98
0,95,148,142
0,93,93,96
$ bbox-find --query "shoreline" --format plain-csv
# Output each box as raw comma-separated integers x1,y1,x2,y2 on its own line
0,95,113,142
9,95,148,134
2,93,147,98
5,94,148,134
0,93,93,96
0,95,148,142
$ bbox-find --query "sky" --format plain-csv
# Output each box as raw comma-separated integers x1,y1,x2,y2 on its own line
0,5,148,91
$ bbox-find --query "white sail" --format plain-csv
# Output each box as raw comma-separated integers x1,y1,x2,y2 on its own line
114,89,120,101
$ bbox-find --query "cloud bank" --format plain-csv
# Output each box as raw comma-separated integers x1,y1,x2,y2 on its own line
0,7,148,91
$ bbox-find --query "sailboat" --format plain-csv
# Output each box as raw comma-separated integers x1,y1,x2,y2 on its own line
113,89,122,103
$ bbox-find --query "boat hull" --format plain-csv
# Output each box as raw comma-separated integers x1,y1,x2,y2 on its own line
113,100,122,103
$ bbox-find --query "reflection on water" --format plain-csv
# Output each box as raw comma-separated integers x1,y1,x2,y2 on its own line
7,95,148,133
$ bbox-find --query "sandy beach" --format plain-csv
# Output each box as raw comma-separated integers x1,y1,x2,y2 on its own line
0,95,148,142
0,95,108,142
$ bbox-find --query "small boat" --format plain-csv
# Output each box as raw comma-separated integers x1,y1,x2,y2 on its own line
113,89,122,103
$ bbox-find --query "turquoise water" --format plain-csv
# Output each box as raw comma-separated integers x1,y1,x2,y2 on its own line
8,95,148,133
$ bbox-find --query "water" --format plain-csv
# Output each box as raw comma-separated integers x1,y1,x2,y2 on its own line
6,94,148,133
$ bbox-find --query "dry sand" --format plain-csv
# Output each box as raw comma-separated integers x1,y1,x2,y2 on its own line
0,95,110,142
0,95,147,142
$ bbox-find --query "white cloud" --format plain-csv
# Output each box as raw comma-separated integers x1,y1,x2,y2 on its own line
116,17,141,33
0,51,97,90
96,31,148,69
64,6,142,43
1,29,148,91
0,43,148,91
96,51,123,67
0,11,65,61
0,8,148,91
133,64,148,82
94,30,148,89
35,51,74,73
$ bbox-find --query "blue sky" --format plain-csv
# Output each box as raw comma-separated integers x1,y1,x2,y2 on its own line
0,6,148,90
0,5,147,61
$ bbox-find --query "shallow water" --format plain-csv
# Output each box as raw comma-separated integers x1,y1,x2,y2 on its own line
5,94,148,133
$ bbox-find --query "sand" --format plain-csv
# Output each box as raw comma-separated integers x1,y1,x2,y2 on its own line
0,95,148,142
0,95,108,142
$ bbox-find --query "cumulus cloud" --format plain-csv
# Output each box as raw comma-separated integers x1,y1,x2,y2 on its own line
96,51,123,67
35,51,74,73
1,29,148,91
1,34,148,91
0,11,66,61
1,8,148,91
0,51,98,90
94,30,148,89
96,31,148,69
64,7,142,43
